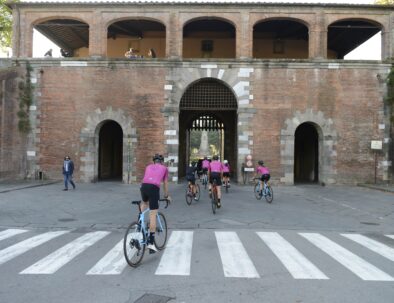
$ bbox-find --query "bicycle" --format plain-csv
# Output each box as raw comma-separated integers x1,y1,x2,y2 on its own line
254,178,274,203
185,182,200,205
223,179,230,193
201,172,208,190
123,198,169,267
211,179,219,214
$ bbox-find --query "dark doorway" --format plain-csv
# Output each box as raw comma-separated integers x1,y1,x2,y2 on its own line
179,78,237,180
294,123,319,183
99,120,123,180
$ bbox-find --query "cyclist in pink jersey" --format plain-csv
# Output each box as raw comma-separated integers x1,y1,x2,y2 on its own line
208,155,224,207
222,160,231,188
255,160,271,188
140,154,171,253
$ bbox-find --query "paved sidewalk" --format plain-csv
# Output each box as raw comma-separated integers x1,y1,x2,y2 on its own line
0,179,61,193
358,183,394,194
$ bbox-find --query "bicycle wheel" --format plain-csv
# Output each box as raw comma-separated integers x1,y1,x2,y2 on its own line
203,176,207,190
185,187,192,205
265,186,274,203
154,212,168,250
211,188,217,214
123,221,145,267
225,182,229,193
194,183,201,201
254,183,262,200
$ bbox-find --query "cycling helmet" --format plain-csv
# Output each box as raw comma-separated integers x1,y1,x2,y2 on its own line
223,160,228,164
258,160,264,165
212,155,219,160
191,161,196,167
204,156,207,160
153,154,164,162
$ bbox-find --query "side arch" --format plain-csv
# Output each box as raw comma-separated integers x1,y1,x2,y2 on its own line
280,109,337,185
79,107,137,183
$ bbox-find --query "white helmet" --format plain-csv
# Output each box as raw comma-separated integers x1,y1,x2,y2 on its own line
223,160,228,164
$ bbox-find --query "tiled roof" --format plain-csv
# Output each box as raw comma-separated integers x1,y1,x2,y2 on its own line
14,0,384,7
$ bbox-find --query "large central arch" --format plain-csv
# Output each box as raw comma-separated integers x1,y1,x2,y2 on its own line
178,78,238,179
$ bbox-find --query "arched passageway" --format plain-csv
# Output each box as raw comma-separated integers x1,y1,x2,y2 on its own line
98,120,123,180
328,19,382,59
107,19,166,58
294,123,319,183
179,78,237,179
253,19,309,59
183,18,236,58
33,19,89,57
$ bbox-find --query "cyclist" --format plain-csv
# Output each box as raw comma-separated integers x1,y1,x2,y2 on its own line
140,154,171,253
255,160,270,189
222,160,231,188
201,156,210,183
208,155,223,208
186,161,198,200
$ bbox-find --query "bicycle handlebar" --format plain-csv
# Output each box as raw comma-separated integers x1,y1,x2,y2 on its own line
131,198,171,209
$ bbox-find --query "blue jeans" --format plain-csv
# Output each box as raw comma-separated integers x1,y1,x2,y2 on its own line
63,173,75,189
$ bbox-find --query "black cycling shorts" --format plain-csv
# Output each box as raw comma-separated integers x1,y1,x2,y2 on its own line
260,174,270,182
223,172,230,178
140,183,160,210
186,175,196,185
209,172,222,186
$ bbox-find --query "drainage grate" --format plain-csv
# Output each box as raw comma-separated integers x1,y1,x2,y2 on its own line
134,294,174,303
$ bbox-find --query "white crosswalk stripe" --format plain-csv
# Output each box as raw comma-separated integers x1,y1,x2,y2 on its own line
0,229,393,280
0,229,28,242
20,231,110,274
0,231,69,266
215,231,260,278
87,240,126,275
341,234,394,262
257,232,329,279
155,231,194,276
300,233,394,281
386,235,394,240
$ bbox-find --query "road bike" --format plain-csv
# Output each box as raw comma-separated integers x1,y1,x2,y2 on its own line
185,182,200,205
123,198,169,267
201,171,208,189
211,179,219,214
223,179,230,193
254,178,273,203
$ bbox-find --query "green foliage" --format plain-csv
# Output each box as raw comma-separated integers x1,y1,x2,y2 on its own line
17,62,34,133
0,0,17,49
375,0,394,4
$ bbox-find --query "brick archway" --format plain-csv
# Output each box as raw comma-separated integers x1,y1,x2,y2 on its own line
280,109,337,185
79,107,137,183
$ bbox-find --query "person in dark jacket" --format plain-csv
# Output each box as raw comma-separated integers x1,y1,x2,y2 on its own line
62,156,76,191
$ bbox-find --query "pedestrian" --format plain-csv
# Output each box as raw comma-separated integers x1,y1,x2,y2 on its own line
62,156,76,191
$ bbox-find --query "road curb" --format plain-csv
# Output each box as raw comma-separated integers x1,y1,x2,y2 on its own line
357,183,394,194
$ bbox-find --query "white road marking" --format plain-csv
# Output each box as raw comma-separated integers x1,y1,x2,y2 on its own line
20,231,110,274
215,231,259,278
0,231,69,266
257,232,329,279
87,240,126,275
155,231,193,276
0,229,28,242
342,234,394,262
300,233,394,281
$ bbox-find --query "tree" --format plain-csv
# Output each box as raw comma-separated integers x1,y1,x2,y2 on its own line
0,0,15,49
375,0,394,4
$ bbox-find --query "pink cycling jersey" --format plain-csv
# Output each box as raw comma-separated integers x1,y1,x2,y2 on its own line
223,164,230,173
202,159,210,169
142,163,169,188
209,161,223,173
257,166,270,175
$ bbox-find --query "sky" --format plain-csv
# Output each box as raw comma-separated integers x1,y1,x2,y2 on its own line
24,0,382,59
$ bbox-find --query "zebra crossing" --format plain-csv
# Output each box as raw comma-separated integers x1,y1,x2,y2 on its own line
0,228,393,281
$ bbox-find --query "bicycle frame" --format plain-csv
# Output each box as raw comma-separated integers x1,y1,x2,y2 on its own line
136,203,166,240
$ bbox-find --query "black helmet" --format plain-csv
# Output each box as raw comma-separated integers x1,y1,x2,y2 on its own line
213,155,219,160
204,156,207,160
258,160,264,165
153,154,163,162
191,161,196,167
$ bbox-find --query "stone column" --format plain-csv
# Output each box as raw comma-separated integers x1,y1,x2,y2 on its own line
11,6,21,58
237,108,256,183
89,11,106,58
237,12,252,59
162,105,180,182
309,12,327,59
167,12,182,59
381,14,393,60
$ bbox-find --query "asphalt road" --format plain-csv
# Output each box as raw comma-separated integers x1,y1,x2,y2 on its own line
0,181,393,303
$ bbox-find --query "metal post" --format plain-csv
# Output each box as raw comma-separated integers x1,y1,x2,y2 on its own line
374,151,377,184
